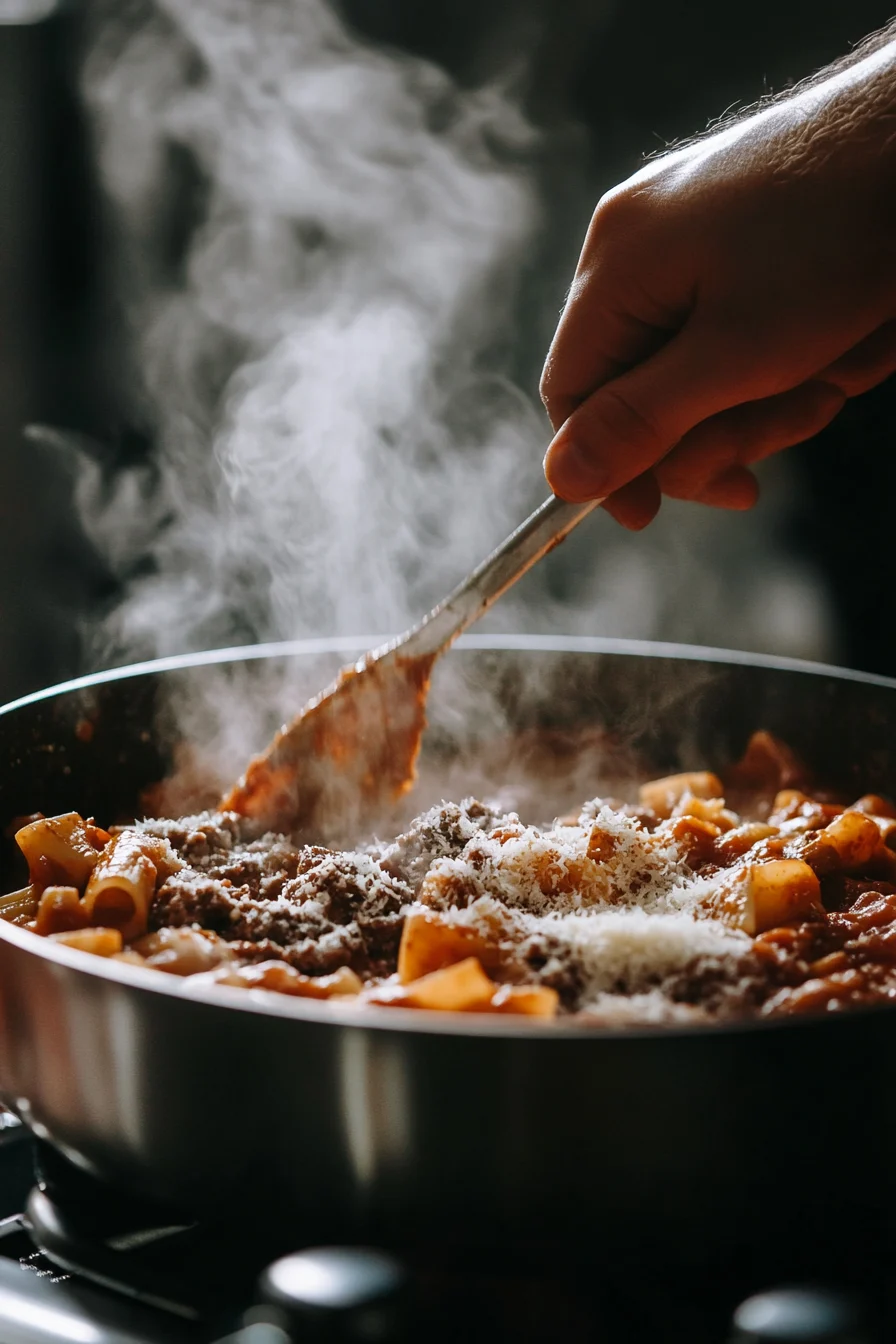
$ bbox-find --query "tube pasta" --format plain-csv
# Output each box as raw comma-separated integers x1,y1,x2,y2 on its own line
0,887,38,925
714,822,778,863
490,984,559,1017
638,772,724,819
131,927,227,976
194,962,363,999
372,957,559,1018
373,957,499,1012
671,794,739,831
35,886,89,937
865,813,896,846
82,831,183,941
398,909,502,983
853,794,896,820
49,927,123,957
663,815,720,866
798,810,882,874
714,859,823,935
16,813,103,888
11,735,896,1025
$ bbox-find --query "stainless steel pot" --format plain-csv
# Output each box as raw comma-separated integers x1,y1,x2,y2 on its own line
0,635,894,1271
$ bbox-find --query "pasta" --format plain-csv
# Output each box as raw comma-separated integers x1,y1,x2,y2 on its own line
81,831,183,942
16,813,107,889
8,730,896,1025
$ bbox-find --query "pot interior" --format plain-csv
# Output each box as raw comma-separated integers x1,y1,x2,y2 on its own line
1,638,894,889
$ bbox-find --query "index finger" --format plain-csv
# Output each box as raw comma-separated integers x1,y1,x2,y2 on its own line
541,295,681,431
543,319,772,501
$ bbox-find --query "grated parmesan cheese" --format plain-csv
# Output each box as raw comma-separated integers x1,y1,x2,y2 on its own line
415,803,747,1011
145,793,760,1020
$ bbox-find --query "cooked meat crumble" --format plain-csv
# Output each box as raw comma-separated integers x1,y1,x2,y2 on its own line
13,733,896,1025
147,826,411,976
375,799,506,890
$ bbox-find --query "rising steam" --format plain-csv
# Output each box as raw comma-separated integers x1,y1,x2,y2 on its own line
75,0,834,692
78,0,544,662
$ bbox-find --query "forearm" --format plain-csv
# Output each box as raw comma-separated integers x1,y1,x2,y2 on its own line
665,19,896,157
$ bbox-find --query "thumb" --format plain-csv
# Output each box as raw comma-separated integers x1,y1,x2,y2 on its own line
544,325,762,502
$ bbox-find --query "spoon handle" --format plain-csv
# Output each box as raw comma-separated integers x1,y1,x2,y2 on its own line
391,494,602,661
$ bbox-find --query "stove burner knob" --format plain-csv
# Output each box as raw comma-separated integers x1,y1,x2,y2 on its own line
730,1287,872,1343
256,1247,407,1342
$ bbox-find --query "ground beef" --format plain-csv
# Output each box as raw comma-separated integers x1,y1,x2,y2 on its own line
143,811,304,896
376,799,507,890
656,887,896,1019
661,953,769,1020
142,811,244,863
121,767,896,1022
514,930,586,1010
150,824,411,978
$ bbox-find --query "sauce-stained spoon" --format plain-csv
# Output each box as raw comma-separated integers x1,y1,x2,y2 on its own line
221,494,601,840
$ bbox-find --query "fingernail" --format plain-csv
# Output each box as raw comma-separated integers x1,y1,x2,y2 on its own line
544,434,610,501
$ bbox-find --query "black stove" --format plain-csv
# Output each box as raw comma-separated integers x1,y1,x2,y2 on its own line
0,1114,883,1343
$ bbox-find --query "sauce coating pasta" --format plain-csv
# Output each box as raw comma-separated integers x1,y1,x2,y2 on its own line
7,732,896,1025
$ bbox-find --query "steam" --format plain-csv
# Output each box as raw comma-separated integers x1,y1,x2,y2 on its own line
71,0,836,810
79,0,543,659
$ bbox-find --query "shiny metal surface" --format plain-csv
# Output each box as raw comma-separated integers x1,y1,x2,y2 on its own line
0,1255,187,1343
398,494,602,658
0,637,895,1264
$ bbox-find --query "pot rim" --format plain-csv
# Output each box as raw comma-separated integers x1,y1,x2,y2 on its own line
4,632,896,720
1,633,892,1044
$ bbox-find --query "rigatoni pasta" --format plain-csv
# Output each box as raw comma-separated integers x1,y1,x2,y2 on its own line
82,831,183,941
8,731,896,1025
16,813,106,890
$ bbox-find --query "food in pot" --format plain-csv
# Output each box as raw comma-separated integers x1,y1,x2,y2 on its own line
6,731,896,1025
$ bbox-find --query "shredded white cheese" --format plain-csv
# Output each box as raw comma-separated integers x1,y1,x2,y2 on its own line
418,804,747,1008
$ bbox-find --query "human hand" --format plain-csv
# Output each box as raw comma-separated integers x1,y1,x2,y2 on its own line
541,35,896,529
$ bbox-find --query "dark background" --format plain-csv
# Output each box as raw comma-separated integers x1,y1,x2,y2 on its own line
1,0,894,703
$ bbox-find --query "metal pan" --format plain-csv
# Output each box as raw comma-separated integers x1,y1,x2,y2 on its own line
0,635,894,1271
